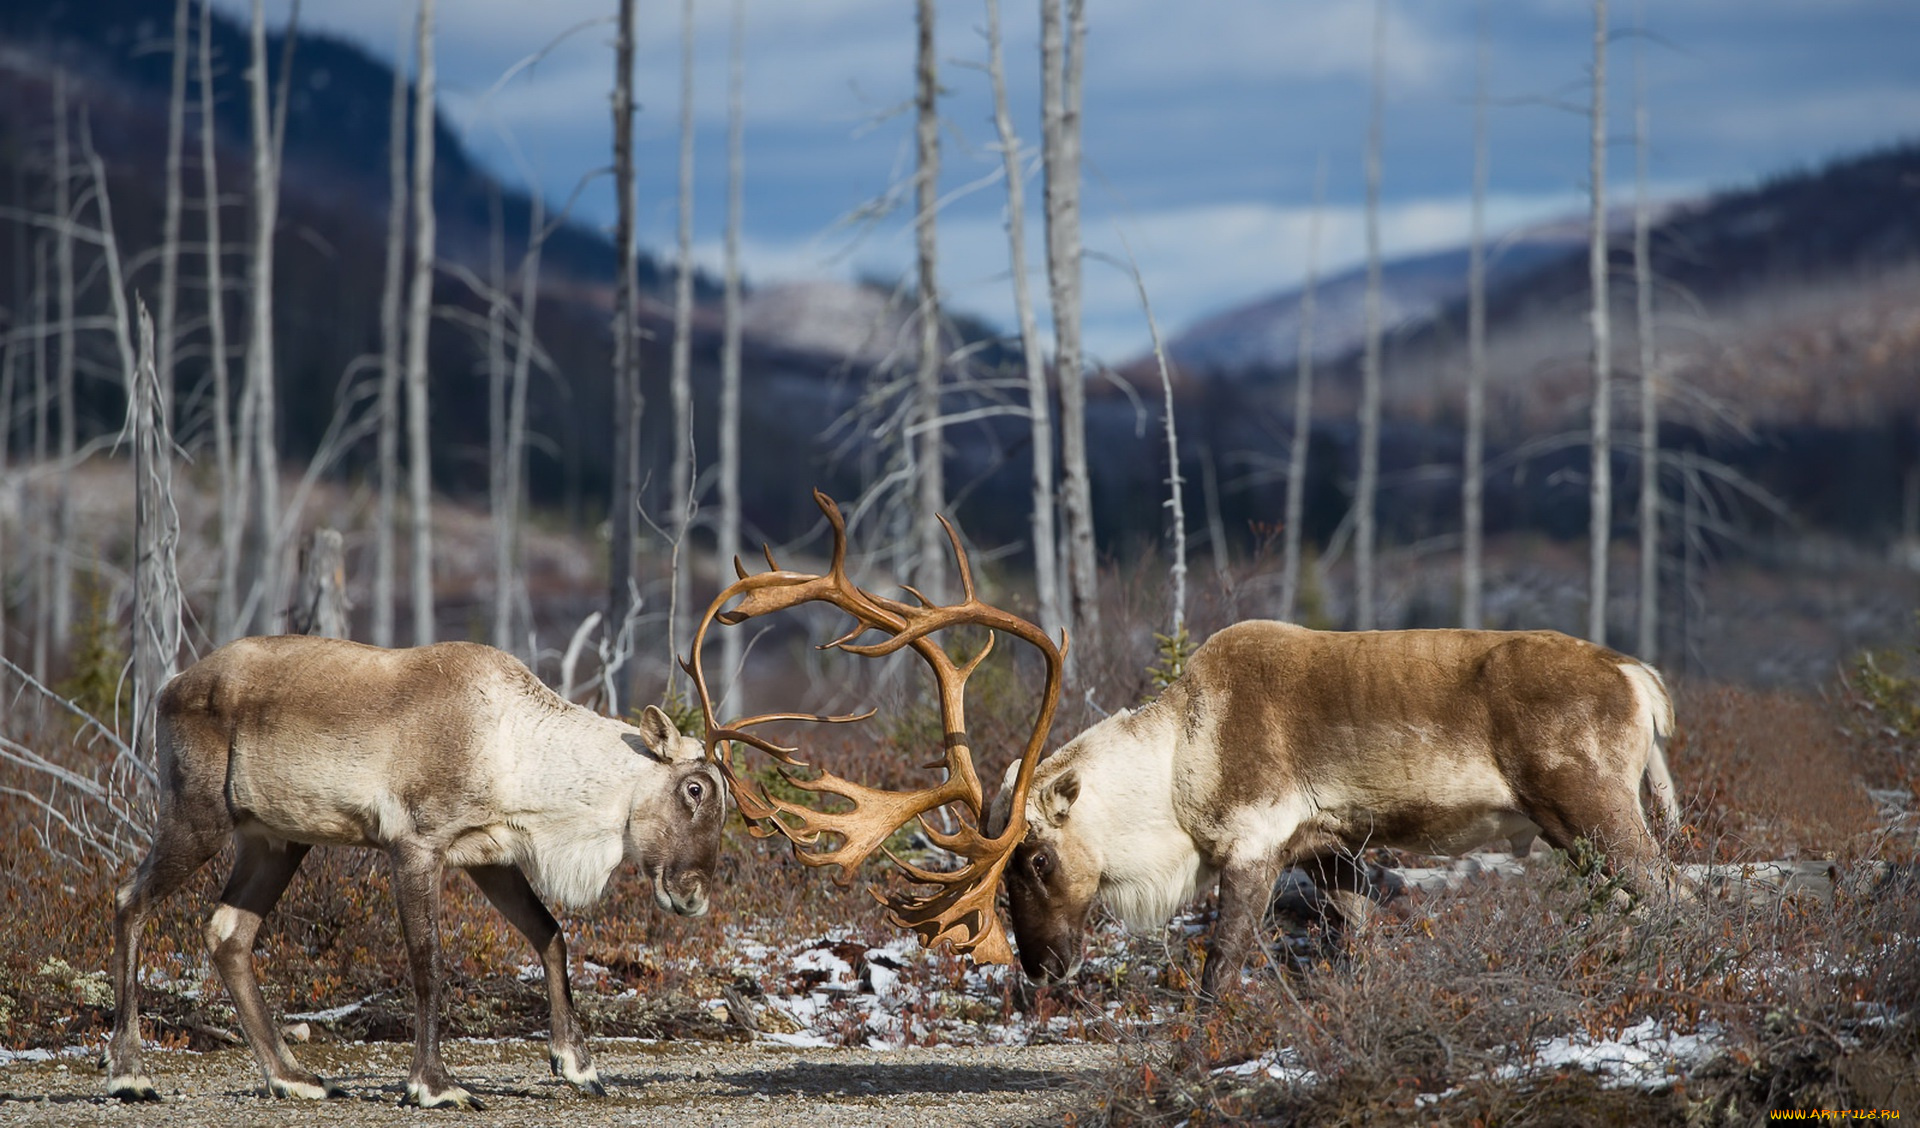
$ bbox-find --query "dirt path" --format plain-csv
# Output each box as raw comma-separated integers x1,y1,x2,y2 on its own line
0,1039,1113,1127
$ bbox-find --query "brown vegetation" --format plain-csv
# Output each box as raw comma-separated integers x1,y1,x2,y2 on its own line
2,522,1916,1124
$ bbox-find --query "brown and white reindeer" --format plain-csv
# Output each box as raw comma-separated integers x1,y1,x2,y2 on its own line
986,621,1684,995
686,493,1681,1006
107,636,728,1109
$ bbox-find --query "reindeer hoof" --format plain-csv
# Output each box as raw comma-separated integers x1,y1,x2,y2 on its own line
550,1049,605,1097
268,1074,344,1100
403,1080,485,1111
107,1075,162,1102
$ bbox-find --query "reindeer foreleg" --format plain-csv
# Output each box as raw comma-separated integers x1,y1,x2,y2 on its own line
1201,852,1287,999
392,842,481,1110
466,864,604,1096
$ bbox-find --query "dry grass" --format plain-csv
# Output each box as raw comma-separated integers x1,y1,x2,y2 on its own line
2,522,1917,1125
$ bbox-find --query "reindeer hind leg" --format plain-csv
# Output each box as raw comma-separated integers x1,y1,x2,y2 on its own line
206,835,333,1100
108,810,230,1100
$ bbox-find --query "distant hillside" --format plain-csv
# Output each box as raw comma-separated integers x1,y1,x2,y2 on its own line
1163,218,1589,377
0,0,682,293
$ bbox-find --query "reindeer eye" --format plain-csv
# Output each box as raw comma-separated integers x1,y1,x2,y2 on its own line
1030,850,1054,879
686,780,705,801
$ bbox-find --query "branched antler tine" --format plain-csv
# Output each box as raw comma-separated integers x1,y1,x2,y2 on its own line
761,543,777,571
937,512,979,602
734,555,749,580
685,489,1072,962
956,632,996,681
707,726,802,763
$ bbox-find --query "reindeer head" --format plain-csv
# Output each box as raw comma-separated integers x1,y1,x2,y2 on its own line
685,491,1065,964
628,704,727,917
987,760,1098,983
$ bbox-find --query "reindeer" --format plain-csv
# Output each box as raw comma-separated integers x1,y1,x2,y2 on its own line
987,621,1684,995
683,494,1678,1005
107,636,728,1109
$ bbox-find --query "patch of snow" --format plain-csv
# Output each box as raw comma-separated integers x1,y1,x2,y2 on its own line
284,998,371,1024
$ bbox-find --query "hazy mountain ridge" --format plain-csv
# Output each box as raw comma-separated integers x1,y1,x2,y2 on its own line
2,0,1918,573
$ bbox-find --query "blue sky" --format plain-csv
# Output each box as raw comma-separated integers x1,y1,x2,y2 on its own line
213,0,1920,362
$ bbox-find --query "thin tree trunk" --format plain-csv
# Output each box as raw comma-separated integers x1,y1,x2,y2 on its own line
31,239,49,680
1462,4,1489,630
1281,158,1327,623
1587,0,1612,645
156,0,191,428
372,7,408,649
1633,6,1658,662
0,185,16,653
486,185,509,649
717,0,746,708
244,0,284,633
1043,0,1096,654
52,70,74,657
668,0,697,671
290,527,348,639
131,304,181,760
608,0,641,650
405,0,438,645
987,0,1060,640
912,0,947,600
496,197,544,656
202,0,241,642
1355,0,1386,630
1128,256,1185,638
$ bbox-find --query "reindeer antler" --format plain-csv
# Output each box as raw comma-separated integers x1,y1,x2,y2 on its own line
683,490,1065,964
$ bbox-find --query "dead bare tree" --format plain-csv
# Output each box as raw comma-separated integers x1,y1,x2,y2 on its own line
1633,6,1659,662
290,527,349,639
405,0,438,645
1281,158,1327,623
52,70,75,657
31,239,50,680
372,8,409,649
242,0,288,634
911,0,948,602
1587,0,1613,645
0,233,15,653
491,188,546,654
156,0,191,427
1042,0,1096,657
716,0,747,710
1355,0,1386,630
201,0,242,643
1462,4,1490,629
667,0,698,673
608,0,642,657
987,0,1060,641
130,303,182,757
1121,244,1186,639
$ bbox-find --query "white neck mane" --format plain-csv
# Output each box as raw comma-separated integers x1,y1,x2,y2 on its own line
1046,704,1212,930
501,705,657,909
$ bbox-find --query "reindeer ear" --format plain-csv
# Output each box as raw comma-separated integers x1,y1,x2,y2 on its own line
1040,771,1079,827
635,705,680,758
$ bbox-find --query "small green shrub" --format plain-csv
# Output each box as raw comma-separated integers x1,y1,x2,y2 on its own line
58,582,130,738
1145,625,1194,696
1846,610,1920,742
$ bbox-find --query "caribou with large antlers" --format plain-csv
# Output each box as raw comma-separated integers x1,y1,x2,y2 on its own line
986,620,1684,996
686,490,1065,965
107,637,727,1109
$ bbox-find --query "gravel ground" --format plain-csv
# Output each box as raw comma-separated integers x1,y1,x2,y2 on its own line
0,1039,1115,1127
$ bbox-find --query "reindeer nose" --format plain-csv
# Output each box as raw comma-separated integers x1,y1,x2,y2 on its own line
671,876,709,917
